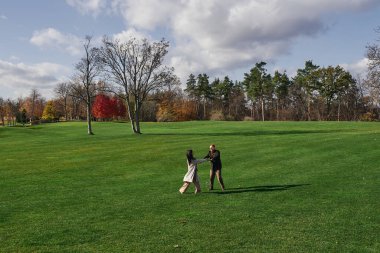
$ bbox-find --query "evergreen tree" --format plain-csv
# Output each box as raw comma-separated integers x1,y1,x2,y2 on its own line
197,73,212,119
243,62,272,121
293,61,320,120
273,71,291,120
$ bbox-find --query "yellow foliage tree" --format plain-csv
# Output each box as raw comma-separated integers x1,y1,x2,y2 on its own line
42,101,56,121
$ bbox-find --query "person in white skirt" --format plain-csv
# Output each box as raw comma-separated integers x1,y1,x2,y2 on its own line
179,150,210,194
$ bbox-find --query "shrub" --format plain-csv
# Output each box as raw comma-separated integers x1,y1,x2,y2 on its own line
156,107,176,122
210,110,225,121
360,112,377,122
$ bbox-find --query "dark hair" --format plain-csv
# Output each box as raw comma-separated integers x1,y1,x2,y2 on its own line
186,150,194,164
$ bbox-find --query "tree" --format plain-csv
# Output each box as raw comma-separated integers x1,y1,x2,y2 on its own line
70,36,100,135
366,26,380,119
293,61,320,121
184,73,201,118
92,94,113,120
196,73,212,119
111,96,127,119
339,76,363,121
184,74,197,99
243,62,272,121
211,76,234,117
228,81,246,120
42,101,57,121
5,99,18,126
17,108,27,126
27,89,42,125
155,83,182,122
54,82,71,121
273,71,291,120
98,37,177,134
317,66,354,120
0,97,5,126
175,100,198,121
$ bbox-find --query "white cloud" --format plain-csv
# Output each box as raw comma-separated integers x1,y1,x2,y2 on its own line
112,28,149,43
0,60,70,99
0,14,7,20
111,0,181,30
66,0,106,15
30,28,83,56
341,58,369,77
108,0,379,81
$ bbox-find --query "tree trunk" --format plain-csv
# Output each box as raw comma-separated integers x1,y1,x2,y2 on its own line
251,102,254,119
326,99,331,121
64,97,68,121
203,99,206,120
276,100,279,121
337,100,341,122
193,99,199,120
261,97,265,121
307,94,311,121
125,99,137,133
30,104,35,125
134,101,141,134
86,101,93,135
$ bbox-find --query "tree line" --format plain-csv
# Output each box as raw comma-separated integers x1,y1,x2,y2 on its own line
1,29,380,134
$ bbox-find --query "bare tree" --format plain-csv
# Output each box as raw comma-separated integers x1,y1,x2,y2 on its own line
28,88,41,125
366,26,380,118
54,82,71,121
0,97,5,126
367,27,380,80
70,36,101,135
5,99,18,126
98,37,177,134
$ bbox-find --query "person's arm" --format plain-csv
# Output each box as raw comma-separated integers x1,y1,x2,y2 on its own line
204,152,210,159
194,158,209,165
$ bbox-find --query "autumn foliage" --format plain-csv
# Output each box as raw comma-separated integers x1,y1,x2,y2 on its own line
156,98,198,122
92,94,126,120
42,101,56,121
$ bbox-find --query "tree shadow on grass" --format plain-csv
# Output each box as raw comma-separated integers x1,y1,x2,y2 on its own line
145,129,348,137
205,184,310,195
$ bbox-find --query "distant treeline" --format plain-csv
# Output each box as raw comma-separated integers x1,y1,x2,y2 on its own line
0,59,379,126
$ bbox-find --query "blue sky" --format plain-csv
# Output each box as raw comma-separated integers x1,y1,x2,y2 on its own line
1,0,380,99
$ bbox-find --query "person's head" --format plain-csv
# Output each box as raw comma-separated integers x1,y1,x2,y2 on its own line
210,144,216,152
186,149,194,163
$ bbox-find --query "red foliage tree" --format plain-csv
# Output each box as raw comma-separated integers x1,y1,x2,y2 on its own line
92,94,113,120
93,94,127,120
112,96,127,118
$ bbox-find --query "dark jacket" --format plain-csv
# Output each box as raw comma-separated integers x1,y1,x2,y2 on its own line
204,150,222,170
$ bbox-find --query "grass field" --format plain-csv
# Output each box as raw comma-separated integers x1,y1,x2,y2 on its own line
0,121,379,252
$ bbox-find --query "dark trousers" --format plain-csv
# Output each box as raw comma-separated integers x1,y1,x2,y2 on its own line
210,169,225,190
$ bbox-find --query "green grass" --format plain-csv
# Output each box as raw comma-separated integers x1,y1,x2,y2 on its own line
0,121,379,252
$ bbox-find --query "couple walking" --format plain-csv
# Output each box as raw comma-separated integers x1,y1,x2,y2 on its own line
179,144,225,194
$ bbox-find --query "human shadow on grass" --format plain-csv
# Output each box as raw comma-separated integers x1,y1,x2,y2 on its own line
205,184,310,195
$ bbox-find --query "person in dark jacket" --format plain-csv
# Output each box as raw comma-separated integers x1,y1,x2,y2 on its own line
204,144,225,191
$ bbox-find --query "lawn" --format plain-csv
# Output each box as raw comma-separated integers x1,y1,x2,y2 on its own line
0,121,379,252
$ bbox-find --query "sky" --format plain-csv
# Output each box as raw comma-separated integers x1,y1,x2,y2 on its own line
0,0,380,99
